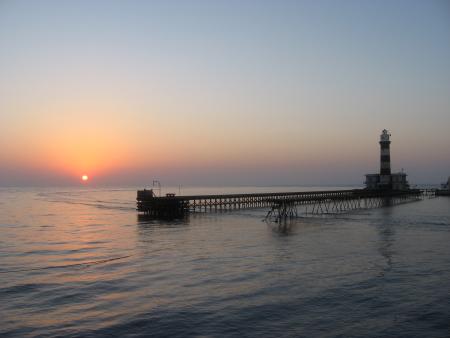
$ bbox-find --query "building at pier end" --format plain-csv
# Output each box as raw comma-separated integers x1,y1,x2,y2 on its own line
365,130,409,190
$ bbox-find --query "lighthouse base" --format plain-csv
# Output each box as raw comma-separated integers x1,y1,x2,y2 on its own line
365,172,409,191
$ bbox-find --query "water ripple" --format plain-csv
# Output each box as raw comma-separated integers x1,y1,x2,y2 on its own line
1,188,449,337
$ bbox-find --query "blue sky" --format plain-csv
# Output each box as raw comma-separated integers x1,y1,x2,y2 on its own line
0,0,449,186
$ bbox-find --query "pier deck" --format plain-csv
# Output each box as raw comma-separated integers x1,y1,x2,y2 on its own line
137,188,424,218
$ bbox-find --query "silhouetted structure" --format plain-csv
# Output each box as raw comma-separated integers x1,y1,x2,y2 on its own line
136,188,423,218
137,129,425,219
365,130,409,190
437,177,450,196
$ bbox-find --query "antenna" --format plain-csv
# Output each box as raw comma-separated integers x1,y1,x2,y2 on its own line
152,180,161,197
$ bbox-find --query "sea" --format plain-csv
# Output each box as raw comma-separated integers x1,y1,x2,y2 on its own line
1,186,449,338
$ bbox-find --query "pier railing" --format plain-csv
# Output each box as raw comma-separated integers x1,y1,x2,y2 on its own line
137,188,424,218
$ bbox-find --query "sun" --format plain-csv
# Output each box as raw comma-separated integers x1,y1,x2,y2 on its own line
81,175,89,182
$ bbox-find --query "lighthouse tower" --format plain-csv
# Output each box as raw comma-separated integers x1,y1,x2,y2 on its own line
379,129,392,189
365,130,409,190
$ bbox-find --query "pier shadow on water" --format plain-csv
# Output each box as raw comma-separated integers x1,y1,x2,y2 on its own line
376,223,395,276
137,213,190,226
271,219,296,235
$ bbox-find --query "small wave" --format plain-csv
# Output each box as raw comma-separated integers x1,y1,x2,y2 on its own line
0,282,57,295
0,255,133,274
38,198,136,211
37,188,135,197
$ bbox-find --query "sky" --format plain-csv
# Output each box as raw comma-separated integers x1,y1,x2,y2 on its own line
1,0,449,186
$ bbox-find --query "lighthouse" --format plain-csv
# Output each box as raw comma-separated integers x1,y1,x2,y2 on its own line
379,129,392,188
365,130,409,190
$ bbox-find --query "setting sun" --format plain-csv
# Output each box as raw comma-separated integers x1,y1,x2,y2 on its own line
81,175,89,181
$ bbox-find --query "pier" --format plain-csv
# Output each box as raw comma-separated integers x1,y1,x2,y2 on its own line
137,130,436,219
136,188,425,219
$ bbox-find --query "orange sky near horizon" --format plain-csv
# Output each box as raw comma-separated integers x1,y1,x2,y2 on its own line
1,86,449,186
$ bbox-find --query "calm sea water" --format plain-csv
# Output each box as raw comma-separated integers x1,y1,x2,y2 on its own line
1,186,449,338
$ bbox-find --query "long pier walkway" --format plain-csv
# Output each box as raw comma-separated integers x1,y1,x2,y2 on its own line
137,188,426,218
